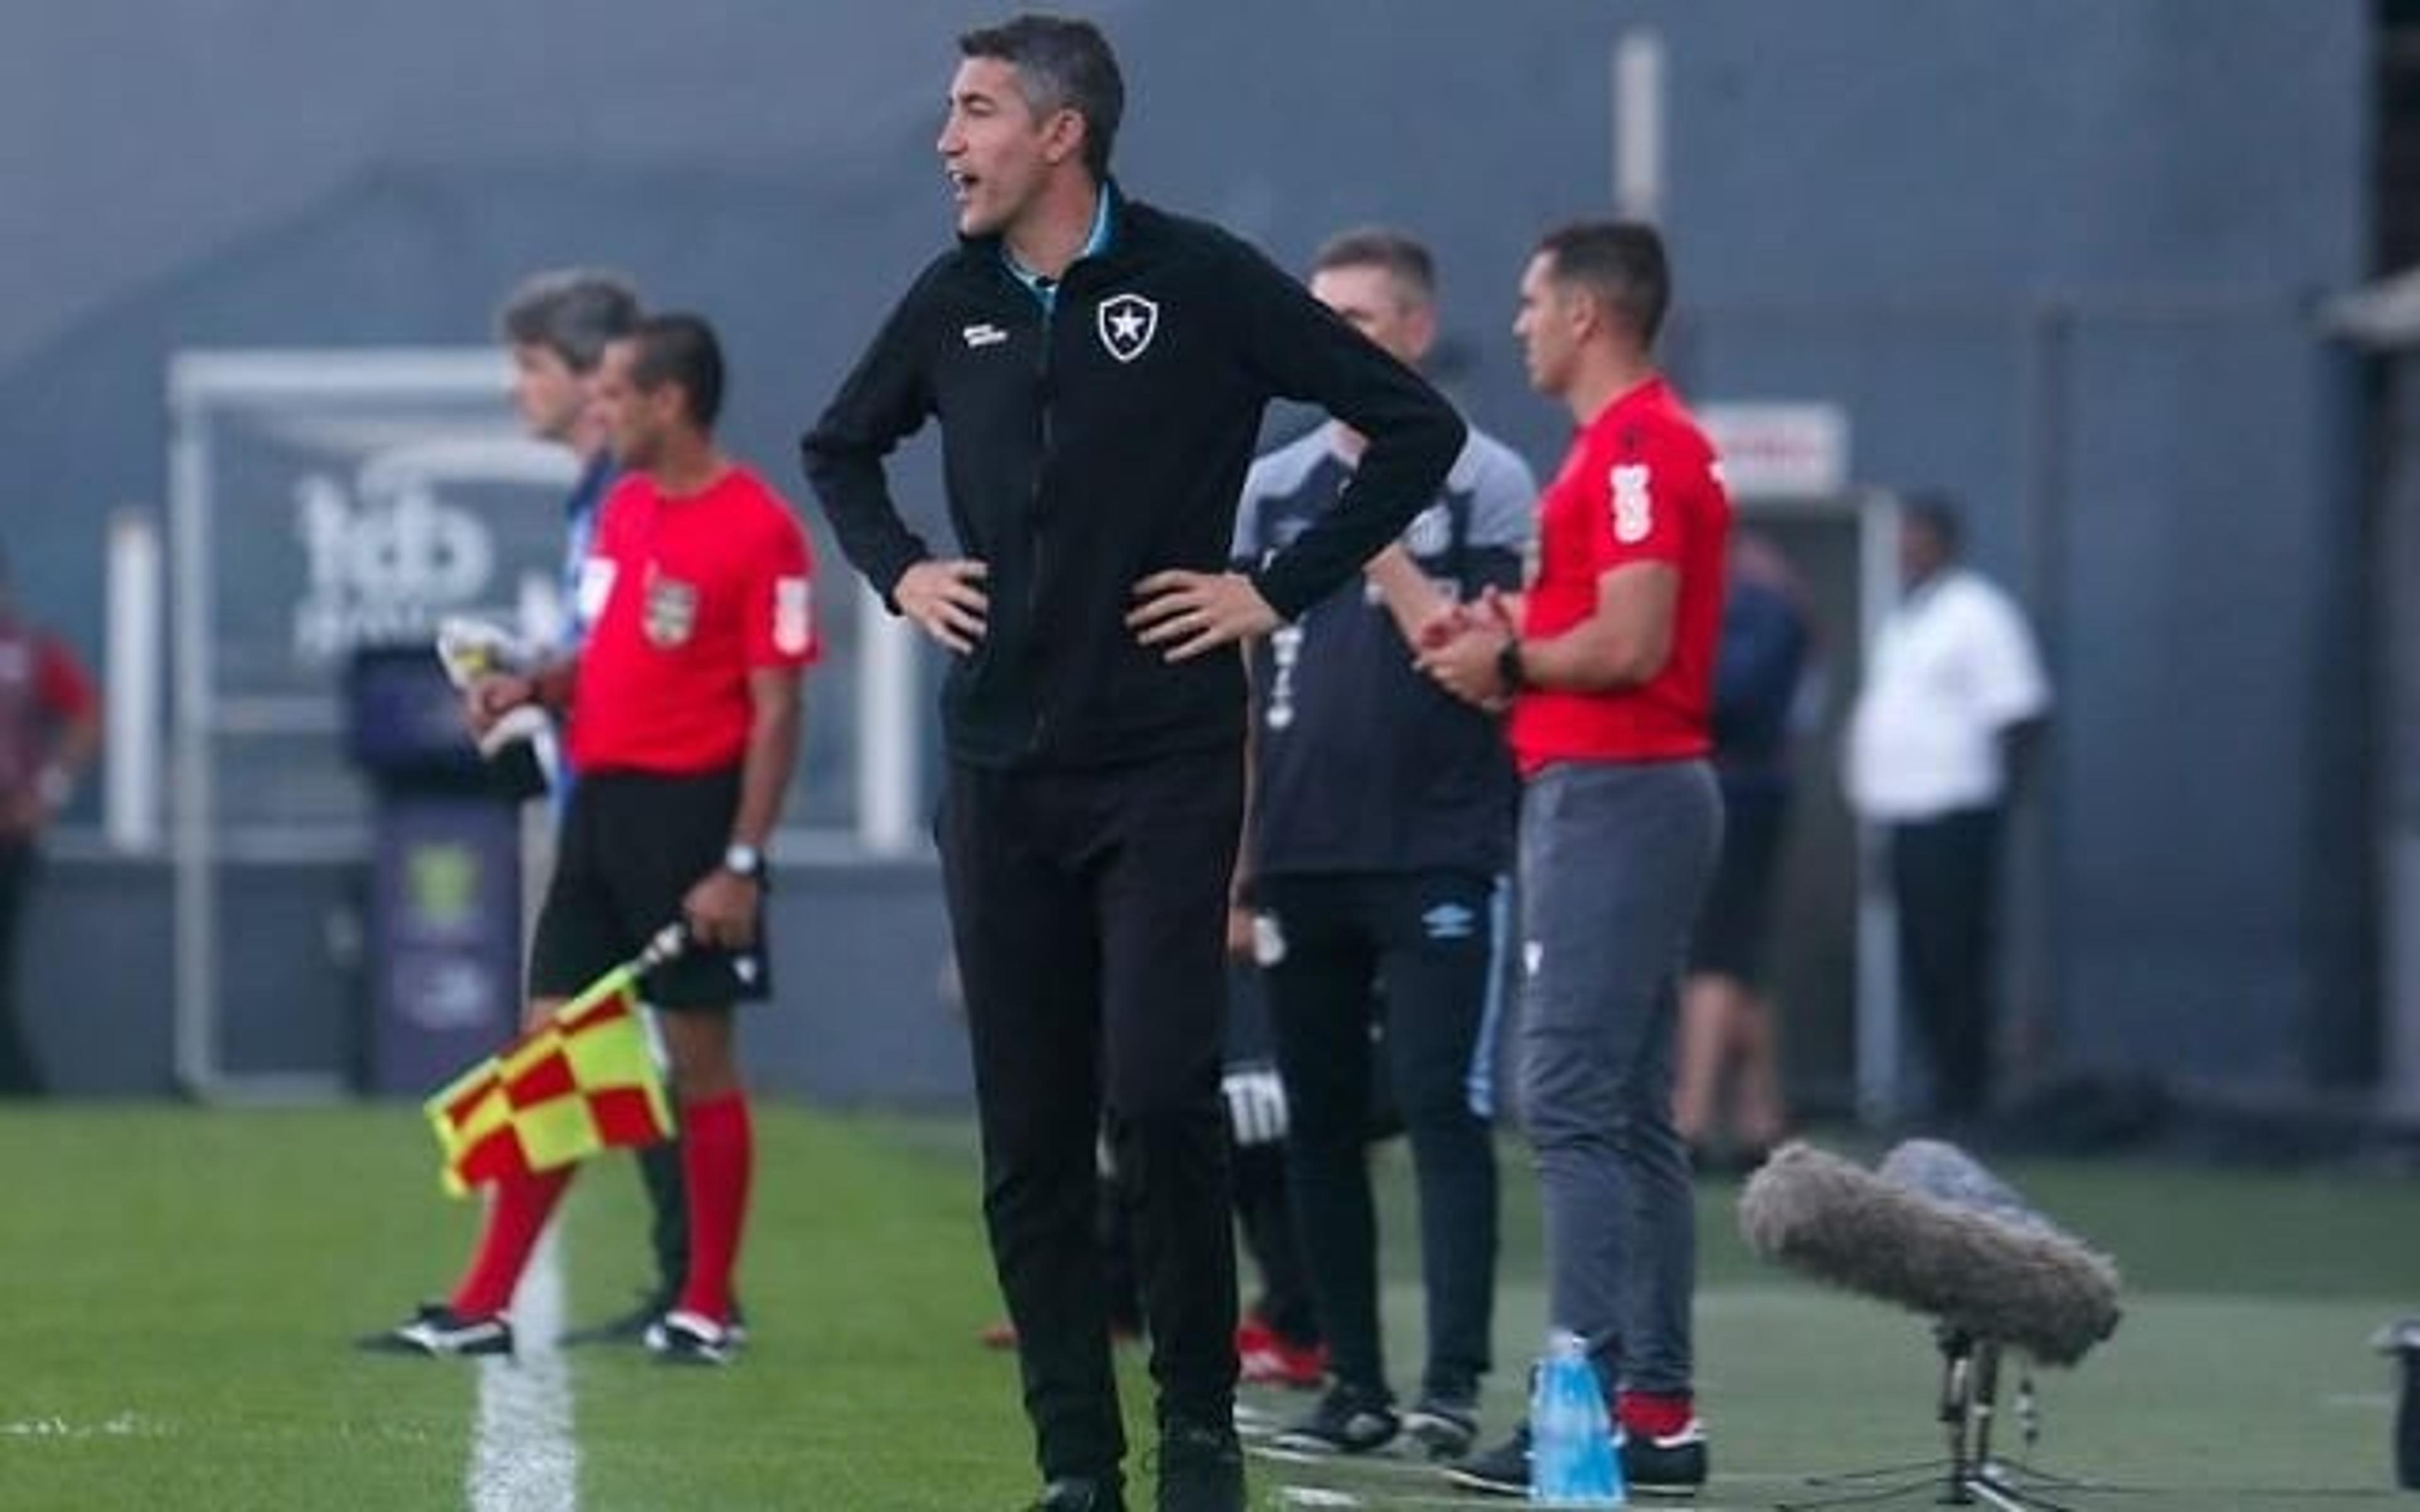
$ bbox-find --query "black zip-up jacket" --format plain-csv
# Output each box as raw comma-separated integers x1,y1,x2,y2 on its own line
801,186,1466,770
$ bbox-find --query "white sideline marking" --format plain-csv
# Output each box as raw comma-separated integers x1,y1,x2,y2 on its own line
0,1412,153,1439
468,1225,577,1511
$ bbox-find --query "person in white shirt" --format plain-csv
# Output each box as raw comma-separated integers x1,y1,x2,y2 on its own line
1845,497,2050,1120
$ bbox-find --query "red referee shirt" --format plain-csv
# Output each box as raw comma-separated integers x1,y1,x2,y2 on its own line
1508,375,1731,777
568,464,820,776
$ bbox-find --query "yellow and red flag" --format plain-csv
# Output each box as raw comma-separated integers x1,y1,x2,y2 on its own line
424,948,677,1197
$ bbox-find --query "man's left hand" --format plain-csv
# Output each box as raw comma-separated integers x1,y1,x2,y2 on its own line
1225,903,1257,960
683,868,759,951
1127,571,1280,662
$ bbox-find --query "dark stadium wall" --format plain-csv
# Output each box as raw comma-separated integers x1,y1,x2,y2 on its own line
0,0,2373,1100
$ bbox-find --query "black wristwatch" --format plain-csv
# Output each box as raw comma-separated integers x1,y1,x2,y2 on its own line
1495,635,1528,694
721,842,764,881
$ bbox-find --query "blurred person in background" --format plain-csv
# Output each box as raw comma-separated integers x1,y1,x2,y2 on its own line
0,542,101,1097
1231,227,1530,1464
491,268,708,1346
801,14,1462,1508
499,268,643,657
1420,220,1725,1499
367,314,817,1365
1674,530,1813,1172
1845,496,2050,1124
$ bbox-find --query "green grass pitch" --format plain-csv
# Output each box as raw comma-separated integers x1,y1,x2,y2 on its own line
0,1104,2411,1509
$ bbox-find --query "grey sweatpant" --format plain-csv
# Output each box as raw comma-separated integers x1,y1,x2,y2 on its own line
1516,759,1720,1399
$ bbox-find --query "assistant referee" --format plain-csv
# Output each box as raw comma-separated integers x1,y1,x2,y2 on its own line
367,314,818,1367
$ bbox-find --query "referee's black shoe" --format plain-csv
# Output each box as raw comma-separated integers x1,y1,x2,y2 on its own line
1153,1416,1244,1511
645,1309,740,1366
561,1287,751,1348
356,1303,513,1359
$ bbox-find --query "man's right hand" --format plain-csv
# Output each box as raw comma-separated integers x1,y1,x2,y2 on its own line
464,673,534,740
1413,584,1519,652
894,559,990,655
1413,601,1473,652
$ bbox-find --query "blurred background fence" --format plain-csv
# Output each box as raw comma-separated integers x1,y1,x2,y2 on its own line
2,0,2412,1139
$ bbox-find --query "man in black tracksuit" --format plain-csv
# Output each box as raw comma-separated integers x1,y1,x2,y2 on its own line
799,18,1461,1512
1236,230,1533,1467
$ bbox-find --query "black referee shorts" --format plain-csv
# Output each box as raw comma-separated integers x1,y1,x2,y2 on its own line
529,766,771,1011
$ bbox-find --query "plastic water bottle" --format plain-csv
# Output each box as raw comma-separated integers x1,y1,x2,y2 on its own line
1528,1331,1625,1505
2374,1318,2420,1488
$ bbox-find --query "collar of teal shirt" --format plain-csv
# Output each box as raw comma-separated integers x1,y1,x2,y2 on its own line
1000,184,1115,316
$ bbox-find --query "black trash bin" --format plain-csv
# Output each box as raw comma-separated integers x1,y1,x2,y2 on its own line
344,642,531,1096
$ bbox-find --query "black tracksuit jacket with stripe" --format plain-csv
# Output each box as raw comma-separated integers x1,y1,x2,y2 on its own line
801,186,1466,770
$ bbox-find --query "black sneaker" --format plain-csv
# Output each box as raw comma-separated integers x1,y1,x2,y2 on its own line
1402,1387,1480,1461
1623,1416,1709,1496
357,1303,513,1358
644,1308,738,1366
1155,1416,1245,1512
1441,1423,1529,1496
564,1289,750,1348
1028,1474,1127,1511
1270,1383,1400,1455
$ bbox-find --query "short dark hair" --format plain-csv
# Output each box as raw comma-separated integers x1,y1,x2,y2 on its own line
1311,227,1437,307
497,269,641,373
958,14,1124,180
1535,220,1670,345
623,313,725,429
1904,493,1965,553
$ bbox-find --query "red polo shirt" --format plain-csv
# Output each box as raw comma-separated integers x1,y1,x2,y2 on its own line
568,464,819,776
0,616,96,808
1508,375,1730,776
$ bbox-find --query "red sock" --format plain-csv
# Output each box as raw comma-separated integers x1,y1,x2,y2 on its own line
1618,1390,1695,1439
673,1092,753,1324
448,1164,574,1319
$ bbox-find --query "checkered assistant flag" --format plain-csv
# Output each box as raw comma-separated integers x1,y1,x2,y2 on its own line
424,925,686,1196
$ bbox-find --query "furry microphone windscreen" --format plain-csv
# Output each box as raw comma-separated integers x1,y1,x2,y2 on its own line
1878,1138,2059,1235
1737,1142,2122,1366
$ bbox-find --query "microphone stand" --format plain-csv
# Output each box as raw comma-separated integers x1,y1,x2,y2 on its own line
1782,1327,2087,1511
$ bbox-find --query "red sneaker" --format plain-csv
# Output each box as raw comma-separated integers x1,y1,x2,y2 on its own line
1235,1314,1277,1359
1237,1316,1328,1389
